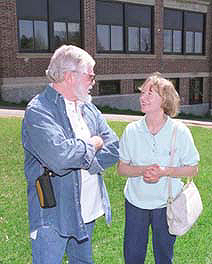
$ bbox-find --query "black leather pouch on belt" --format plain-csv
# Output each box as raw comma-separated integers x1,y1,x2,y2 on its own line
35,168,56,208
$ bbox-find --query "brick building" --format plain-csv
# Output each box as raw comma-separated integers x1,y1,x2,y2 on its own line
0,0,211,115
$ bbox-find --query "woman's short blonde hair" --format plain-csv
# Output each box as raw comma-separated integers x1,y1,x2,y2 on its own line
46,45,95,83
140,72,180,117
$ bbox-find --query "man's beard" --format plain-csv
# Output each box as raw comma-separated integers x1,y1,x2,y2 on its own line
76,83,92,103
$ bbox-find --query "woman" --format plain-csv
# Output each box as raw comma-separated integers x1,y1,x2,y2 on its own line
117,72,200,264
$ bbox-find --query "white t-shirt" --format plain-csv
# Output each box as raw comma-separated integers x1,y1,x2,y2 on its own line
64,99,104,223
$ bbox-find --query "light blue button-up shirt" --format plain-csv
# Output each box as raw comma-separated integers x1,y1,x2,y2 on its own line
120,116,200,210
22,85,119,240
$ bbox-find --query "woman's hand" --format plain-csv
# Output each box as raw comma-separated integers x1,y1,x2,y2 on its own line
143,165,166,183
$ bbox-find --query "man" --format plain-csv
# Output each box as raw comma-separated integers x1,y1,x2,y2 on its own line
22,45,119,264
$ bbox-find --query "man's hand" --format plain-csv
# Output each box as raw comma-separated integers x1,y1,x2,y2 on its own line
89,136,104,151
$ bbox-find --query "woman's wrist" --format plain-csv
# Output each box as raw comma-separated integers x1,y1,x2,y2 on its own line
165,167,174,177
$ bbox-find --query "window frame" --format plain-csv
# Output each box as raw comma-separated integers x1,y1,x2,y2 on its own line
17,0,81,53
53,21,81,50
125,3,153,54
163,8,206,55
189,77,203,104
134,79,145,93
96,0,153,54
98,80,121,95
18,18,49,53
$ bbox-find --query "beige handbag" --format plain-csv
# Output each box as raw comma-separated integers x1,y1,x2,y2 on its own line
166,125,203,236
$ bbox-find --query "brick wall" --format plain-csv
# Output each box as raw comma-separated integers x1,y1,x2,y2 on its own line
208,2,212,111
0,0,50,78
0,0,211,113
0,0,17,78
1,0,211,79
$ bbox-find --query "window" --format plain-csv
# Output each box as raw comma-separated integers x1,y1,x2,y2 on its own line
96,1,153,54
126,4,152,53
49,0,81,50
17,0,48,51
18,19,49,51
134,79,145,93
164,8,205,55
169,78,180,95
16,0,81,52
184,12,204,54
53,22,80,49
99,81,120,95
189,78,203,104
164,9,182,53
96,1,123,52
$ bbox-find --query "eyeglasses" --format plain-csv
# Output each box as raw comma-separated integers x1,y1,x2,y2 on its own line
83,73,96,82
71,71,95,83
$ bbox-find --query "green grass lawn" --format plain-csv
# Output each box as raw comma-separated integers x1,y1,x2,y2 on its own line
0,118,211,264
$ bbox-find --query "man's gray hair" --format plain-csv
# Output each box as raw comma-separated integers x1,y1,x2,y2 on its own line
46,45,95,83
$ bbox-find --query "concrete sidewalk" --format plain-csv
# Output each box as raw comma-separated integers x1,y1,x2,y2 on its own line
103,114,212,128
0,107,212,128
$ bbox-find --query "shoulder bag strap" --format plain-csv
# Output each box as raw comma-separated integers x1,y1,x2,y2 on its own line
167,124,177,203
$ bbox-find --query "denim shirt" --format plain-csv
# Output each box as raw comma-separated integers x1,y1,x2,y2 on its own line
22,85,119,241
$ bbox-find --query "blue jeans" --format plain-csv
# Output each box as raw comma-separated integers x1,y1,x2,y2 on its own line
31,221,95,264
124,199,176,264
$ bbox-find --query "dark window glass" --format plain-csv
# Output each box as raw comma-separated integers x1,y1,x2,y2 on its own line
96,1,123,25
173,30,182,53
54,22,66,49
99,81,120,95
185,31,194,53
19,20,48,51
128,27,151,52
169,78,180,95
19,20,34,50
34,21,48,50
189,78,203,104
16,0,47,19
97,25,110,51
53,22,80,49
164,30,172,52
111,25,123,51
184,12,204,32
164,8,205,55
164,9,182,30
125,4,151,27
49,0,80,22
68,23,81,47
128,27,139,51
194,32,202,53
140,28,151,52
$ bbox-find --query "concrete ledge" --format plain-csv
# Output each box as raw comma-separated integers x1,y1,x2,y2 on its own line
0,78,210,116
0,77,48,103
93,94,210,115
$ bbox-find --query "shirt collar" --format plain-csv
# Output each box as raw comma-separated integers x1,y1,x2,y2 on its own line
64,98,85,113
45,84,61,104
141,114,170,135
